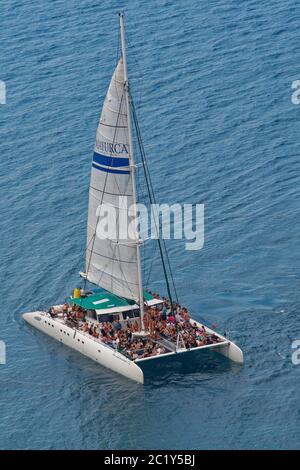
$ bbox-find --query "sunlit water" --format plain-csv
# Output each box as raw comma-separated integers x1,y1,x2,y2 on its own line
1,0,300,449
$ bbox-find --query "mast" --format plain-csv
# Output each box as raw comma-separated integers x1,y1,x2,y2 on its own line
119,13,145,330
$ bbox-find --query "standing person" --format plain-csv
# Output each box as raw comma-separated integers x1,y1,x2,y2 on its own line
125,325,132,343
113,318,122,331
48,307,55,318
62,303,69,319
162,305,167,321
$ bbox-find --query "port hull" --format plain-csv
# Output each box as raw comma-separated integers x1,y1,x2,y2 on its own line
23,312,144,383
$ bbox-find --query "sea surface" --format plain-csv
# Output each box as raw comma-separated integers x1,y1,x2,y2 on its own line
1,0,300,450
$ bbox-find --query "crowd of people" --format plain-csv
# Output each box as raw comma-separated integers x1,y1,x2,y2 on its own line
78,318,168,359
48,293,223,359
143,296,222,349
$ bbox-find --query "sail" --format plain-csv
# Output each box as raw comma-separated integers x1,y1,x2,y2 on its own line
85,59,140,301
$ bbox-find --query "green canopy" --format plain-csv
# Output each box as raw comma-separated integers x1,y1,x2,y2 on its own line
144,292,153,302
71,291,132,311
70,290,160,313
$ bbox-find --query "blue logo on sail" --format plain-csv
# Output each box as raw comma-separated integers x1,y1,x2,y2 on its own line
92,152,130,174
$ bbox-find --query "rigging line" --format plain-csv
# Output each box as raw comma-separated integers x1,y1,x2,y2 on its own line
115,24,120,68
131,96,178,299
93,193,137,302
86,246,137,264
134,132,156,288
126,36,143,109
115,247,137,299
159,231,179,301
145,238,158,289
143,170,178,301
141,201,157,286
84,88,126,291
131,97,179,303
130,98,177,313
94,238,137,302
103,106,140,300
109,186,141,300
97,268,136,286
97,64,134,211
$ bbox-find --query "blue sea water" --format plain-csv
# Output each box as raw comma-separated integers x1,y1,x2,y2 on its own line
1,0,300,450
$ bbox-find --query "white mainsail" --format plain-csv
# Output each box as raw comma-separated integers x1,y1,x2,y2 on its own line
85,58,140,302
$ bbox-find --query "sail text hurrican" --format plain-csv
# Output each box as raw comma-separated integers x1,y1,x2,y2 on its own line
95,139,129,155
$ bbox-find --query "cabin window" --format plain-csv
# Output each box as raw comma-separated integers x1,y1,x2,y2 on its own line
122,310,139,320
99,314,114,323
86,309,97,320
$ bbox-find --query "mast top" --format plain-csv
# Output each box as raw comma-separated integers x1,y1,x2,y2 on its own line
119,13,128,85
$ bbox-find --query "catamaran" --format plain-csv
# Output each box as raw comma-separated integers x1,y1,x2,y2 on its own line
23,14,243,384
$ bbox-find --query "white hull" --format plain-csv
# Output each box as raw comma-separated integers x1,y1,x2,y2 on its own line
23,311,243,383
190,319,244,364
23,312,144,383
